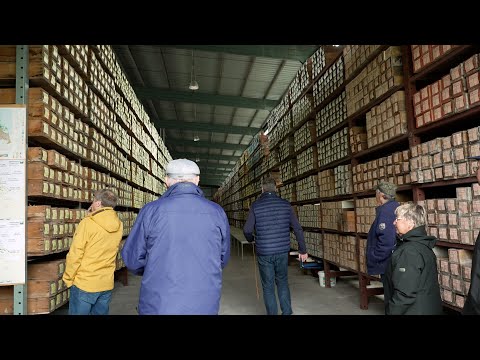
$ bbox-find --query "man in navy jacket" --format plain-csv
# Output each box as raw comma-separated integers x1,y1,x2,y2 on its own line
121,159,230,315
243,177,307,315
366,181,400,283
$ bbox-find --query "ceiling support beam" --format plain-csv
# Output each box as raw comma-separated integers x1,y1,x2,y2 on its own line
200,172,231,177
172,140,246,151
133,87,278,110
199,165,234,172
172,152,239,162
199,181,222,187
153,119,260,136
165,45,318,62
199,175,227,181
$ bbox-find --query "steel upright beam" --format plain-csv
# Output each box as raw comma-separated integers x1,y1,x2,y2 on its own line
14,45,29,315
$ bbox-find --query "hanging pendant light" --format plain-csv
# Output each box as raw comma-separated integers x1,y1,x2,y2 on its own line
189,50,199,90
193,104,199,141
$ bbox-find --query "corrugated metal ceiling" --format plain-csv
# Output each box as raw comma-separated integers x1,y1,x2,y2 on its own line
112,45,321,186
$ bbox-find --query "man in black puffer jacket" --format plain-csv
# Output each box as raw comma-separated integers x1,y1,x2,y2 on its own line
243,177,307,315
463,155,480,315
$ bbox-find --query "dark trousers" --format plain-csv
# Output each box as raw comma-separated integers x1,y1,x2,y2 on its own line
257,252,292,315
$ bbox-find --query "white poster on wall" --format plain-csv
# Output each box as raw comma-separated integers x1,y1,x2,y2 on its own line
0,106,26,285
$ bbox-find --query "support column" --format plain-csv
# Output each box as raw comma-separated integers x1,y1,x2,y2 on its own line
13,45,29,315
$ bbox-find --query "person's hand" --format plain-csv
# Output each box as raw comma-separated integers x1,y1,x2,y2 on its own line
298,253,308,262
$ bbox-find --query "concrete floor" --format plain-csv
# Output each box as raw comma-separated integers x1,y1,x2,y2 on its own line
53,242,386,315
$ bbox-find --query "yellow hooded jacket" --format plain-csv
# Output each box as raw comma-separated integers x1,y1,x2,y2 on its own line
63,207,123,292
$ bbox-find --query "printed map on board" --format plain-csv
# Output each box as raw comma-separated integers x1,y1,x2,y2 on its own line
0,107,26,159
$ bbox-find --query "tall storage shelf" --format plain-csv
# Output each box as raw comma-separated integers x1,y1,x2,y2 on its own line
214,44,480,313
0,45,171,314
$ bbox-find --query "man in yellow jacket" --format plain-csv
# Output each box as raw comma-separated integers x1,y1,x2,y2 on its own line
63,189,123,315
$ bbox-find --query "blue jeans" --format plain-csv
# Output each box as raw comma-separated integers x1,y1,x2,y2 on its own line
69,285,113,315
257,253,292,315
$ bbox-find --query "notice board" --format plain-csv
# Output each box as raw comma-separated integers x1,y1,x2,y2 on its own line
0,105,27,285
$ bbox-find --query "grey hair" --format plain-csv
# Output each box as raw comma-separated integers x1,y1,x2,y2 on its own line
395,203,426,228
261,177,277,192
94,189,118,208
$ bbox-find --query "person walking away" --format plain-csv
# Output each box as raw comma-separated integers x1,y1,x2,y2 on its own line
63,189,123,315
366,181,400,283
383,203,443,315
463,155,480,315
243,176,308,315
121,159,230,315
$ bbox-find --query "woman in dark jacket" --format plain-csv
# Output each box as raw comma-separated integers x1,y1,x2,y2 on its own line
463,156,480,315
383,203,443,315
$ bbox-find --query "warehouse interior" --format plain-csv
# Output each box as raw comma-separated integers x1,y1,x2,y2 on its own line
0,44,478,315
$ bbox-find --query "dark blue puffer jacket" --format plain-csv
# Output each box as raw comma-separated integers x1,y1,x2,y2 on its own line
366,200,399,275
243,192,306,256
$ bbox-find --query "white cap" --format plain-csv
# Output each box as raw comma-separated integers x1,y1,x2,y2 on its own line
166,158,200,179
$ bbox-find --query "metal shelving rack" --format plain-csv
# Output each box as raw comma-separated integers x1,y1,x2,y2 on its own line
216,44,480,313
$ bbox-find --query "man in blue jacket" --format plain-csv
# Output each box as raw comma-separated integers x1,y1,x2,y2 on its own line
121,159,230,315
243,177,308,315
366,181,400,283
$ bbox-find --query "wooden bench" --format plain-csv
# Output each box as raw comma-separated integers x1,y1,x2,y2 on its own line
230,226,254,260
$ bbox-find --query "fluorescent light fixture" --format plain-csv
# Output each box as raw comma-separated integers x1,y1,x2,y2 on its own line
189,80,199,90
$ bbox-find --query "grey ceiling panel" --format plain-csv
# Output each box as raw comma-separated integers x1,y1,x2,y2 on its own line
131,51,165,73
156,100,177,110
241,135,253,145
218,78,246,96
146,73,169,88
225,134,242,143
243,81,271,98
222,59,251,78
165,130,183,140
164,73,191,91
235,108,257,117
250,118,265,128
250,61,280,81
214,106,236,116
221,150,235,156
162,52,190,74
213,118,233,126
211,133,226,142
175,102,197,113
